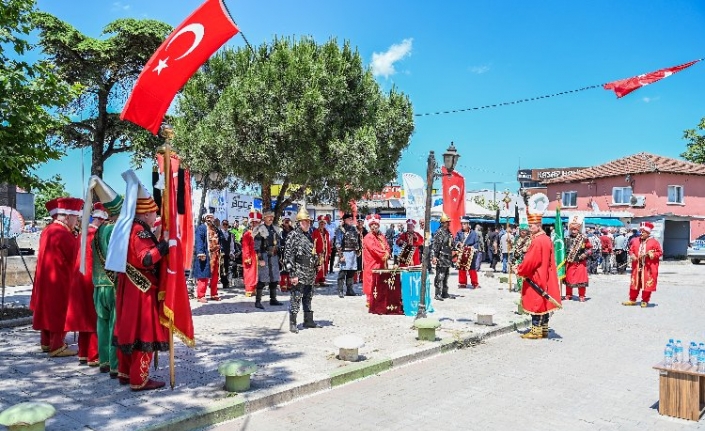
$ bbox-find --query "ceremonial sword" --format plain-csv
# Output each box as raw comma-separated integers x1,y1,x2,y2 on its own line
525,278,562,309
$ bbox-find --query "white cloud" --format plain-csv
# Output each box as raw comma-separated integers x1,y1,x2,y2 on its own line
112,1,130,11
469,65,490,74
371,38,413,78
642,96,660,103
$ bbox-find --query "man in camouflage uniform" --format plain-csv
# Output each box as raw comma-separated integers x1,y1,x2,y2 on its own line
282,208,321,333
253,211,283,309
431,213,454,301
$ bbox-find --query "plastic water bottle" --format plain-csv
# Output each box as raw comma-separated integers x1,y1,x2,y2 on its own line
664,343,674,368
674,340,683,364
699,348,705,373
689,342,697,366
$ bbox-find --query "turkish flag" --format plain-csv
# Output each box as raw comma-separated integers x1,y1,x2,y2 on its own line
442,167,465,236
121,0,239,134
603,59,701,98
157,154,195,348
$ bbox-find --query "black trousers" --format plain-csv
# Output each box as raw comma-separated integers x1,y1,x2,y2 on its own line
531,314,549,326
219,254,230,288
290,285,313,314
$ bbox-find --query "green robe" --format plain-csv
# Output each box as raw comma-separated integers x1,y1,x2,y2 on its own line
92,222,118,374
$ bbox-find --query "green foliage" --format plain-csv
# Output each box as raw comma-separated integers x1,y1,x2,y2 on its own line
33,12,173,177
472,195,500,211
33,174,69,219
681,117,705,164
0,0,80,190
174,37,415,219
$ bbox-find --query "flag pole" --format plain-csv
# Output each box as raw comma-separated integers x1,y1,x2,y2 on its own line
159,124,176,390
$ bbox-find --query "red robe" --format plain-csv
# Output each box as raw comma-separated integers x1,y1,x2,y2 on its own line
564,235,592,288
629,236,662,292
362,231,389,297
313,228,331,282
396,230,423,266
30,220,78,332
114,222,168,353
516,231,561,315
65,225,99,332
241,230,257,294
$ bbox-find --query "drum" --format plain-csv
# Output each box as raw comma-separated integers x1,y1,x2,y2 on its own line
369,270,403,315
457,245,474,270
400,270,434,316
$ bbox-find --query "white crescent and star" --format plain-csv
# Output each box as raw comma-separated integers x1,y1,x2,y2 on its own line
448,185,461,202
152,23,206,76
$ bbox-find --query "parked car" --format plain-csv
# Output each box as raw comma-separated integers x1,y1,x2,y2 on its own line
686,234,705,264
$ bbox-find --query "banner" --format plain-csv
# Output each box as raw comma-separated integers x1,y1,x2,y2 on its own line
206,190,254,223
402,173,426,223
401,271,434,316
554,205,566,282
441,167,465,235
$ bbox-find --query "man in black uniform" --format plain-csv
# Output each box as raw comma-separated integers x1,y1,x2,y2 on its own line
431,213,454,301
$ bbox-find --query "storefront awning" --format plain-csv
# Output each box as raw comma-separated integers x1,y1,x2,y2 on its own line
584,217,624,227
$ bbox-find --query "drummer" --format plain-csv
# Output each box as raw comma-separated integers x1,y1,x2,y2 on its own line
396,219,423,267
454,216,481,289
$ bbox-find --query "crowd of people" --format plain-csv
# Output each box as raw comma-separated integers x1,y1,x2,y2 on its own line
28,179,664,392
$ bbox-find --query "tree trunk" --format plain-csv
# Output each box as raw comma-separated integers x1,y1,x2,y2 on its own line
261,179,272,216
197,177,209,223
91,89,109,177
91,141,104,178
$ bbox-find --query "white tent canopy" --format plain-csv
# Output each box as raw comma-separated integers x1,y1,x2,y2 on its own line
431,199,495,217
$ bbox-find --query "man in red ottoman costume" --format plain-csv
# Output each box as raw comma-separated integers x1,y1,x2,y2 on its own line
396,219,423,267
241,209,262,299
65,202,109,365
30,197,84,357
106,170,169,391
562,215,592,302
516,193,561,340
622,222,662,308
362,214,389,306
312,215,332,286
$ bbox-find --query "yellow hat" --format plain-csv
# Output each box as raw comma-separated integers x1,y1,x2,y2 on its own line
439,213,451,223
296,207,312,222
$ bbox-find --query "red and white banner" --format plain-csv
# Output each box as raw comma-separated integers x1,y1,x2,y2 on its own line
121,0,239,134
442,167,465,236
603,59,701,98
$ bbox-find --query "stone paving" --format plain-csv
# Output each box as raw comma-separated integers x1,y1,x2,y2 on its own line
0,268,526,430
210,261,705,431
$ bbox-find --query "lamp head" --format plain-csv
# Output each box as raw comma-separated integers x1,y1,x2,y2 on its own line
442,142,460,173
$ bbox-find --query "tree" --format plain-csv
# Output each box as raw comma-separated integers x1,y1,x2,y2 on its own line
472,195,500,211
0,0,80,191
174,37,415,221
32,13,173,178
681,117,705,164
33,174,69,219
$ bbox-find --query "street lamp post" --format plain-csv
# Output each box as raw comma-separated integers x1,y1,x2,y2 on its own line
416,142,461,320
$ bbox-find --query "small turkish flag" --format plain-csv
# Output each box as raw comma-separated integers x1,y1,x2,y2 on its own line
442,167,465,236
121,0,239,134
603,59,701,99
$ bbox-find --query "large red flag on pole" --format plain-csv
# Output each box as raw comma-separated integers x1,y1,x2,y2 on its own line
121,0,239,134
442,167,465,236
603,59,701,98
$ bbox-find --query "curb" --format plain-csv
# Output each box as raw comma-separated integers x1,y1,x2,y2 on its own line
0,316,32,329
136,316,530,431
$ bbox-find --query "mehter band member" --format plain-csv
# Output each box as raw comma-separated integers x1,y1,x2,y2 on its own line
622,222,662,308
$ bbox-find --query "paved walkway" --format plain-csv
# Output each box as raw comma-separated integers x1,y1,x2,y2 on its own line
0,268,526,430
212,261,705,431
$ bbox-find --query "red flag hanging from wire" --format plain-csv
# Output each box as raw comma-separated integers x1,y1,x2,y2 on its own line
121,0,239,134
603,59,701,98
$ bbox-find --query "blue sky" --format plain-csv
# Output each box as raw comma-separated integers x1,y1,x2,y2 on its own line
35,0,705,198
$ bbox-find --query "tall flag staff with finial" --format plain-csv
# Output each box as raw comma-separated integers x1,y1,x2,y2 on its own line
157,125,195,390
554,193,566,285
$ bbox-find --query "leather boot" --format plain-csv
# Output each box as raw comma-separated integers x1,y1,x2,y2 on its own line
441,284,453,299
255,284,265,309
303,311,321,328
289,313,298,333
337,277,345,298
542,323,549,339
269,282,283,306
345,278,357,296
520,326,542,340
